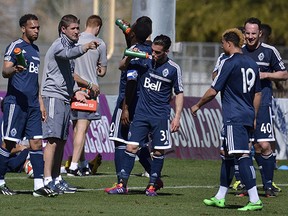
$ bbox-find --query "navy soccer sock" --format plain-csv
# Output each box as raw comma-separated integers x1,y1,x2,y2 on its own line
219,156,234,188
261,152,274,189
149,154,164,185
253,152,266,186
0,147,10,180
137,146,152,174
29,150,44,179
114,143,126,183
7,149,29,172
233,157,241,182
119,150,136,187
238,156,256,190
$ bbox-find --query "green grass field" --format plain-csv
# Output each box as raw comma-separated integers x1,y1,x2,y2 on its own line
0,158,287,216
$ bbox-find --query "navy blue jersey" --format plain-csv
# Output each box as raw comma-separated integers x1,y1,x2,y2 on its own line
115,42,152,108
212,53,261,127
242,43,286,106
213,52,229,73
127,57,183,118
4,38,40,107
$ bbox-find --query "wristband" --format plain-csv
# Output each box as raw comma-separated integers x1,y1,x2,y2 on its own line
87,82,93,90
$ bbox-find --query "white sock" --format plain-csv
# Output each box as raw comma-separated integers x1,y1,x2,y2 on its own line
215,186,228,200
69,162,78,170
248,186,260,203
58,175,63,181
0,179,5,186
44,177,52,186
34,178,44,190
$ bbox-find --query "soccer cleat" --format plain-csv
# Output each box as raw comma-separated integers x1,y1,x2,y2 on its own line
232,180,241,190
60,179,77,191
203,197,225,208
145,185,157,196
64,156,72,173
46,181,64,195
67,168,83,177
33,186,58,197
238,200,263,211
0,184,17,195
272,182,282,192
232,181,245,191
81,167,91,176
155,178,164,191
104,183,117,193
265,188,276,197
55,181,75,194
235,186,248,197
141,171,150,178
106,183,128,195
89,154,102,175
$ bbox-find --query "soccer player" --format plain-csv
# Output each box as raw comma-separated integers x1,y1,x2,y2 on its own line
191,28,263,211
211,27,246,194
67,15,107,176
242,17,288,197
107,16,162,191
41,14,99,194
0,14,57,197
107,34,183,196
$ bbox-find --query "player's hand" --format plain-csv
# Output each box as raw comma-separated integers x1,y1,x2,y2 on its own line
75,90,89,103
170,118,180,133
190,105,199,117
121,107,130,126
83,41,100,52
15,65,25,72
40,105,47,122
91,83,100,97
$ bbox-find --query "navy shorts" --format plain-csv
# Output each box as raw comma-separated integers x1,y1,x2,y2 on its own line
109,107,129,144
109,98,138,144
127,114,171,150
255,105,275,142
2,103,42,142
221,124,251,154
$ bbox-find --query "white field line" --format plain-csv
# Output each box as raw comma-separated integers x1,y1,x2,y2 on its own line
5,174,288,192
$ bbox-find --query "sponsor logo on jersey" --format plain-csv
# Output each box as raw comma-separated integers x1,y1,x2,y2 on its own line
29,62,39,74
127,70,138,80
162,68,169,77
258,52,264,61
143,77,162,91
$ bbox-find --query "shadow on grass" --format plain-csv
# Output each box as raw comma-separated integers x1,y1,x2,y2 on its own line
224,204,244,209
128,189,182,196
15,190,32,195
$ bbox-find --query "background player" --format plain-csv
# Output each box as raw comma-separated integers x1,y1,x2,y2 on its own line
67,15,107,176
0,14,56,197
107,16,161,190
191,28,262,211
107,34,183,196
242,17,288,197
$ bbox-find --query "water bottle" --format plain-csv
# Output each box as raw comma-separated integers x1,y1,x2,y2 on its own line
13,48,27,68
124,49,149,59
115,19,131,34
